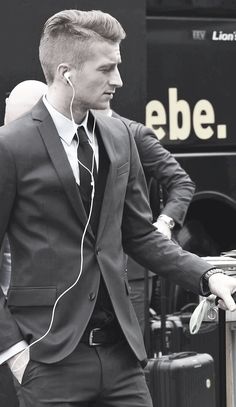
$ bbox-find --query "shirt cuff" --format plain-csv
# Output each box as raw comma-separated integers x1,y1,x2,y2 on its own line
0,341,28,365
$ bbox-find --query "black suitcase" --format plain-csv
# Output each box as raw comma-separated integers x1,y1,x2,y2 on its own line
150,314,183,356
144,351,216,407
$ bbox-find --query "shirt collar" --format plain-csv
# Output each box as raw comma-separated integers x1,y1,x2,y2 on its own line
43,95,90,146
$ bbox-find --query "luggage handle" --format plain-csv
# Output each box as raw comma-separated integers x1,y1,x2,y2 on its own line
169,351,197,360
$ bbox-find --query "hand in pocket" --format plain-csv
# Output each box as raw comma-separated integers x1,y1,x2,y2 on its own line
7,348,30,384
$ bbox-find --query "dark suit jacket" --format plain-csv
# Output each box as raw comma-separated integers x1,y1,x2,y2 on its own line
112,112,195,228
0,100,210,365
111,113,195,281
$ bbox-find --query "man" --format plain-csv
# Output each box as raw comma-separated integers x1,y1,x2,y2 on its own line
125,119,196,330
0,80,47,297
0,9,235,407
0,80,47,407
4,80,48,126
99,106,196,331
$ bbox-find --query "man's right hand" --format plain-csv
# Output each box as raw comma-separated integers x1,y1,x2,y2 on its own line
153,217,172,239
208,272,236,312
7,348,30,384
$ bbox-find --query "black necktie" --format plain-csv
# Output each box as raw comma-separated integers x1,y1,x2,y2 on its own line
77,126,97,213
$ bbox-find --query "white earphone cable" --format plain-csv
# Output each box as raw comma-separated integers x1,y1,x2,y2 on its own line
12,76,96,374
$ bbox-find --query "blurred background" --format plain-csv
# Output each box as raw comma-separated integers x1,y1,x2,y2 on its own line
1,1,236,406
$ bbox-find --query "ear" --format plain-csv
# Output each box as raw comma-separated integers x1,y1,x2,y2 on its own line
57,63,71,83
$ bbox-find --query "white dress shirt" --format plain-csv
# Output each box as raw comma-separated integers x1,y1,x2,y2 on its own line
43,96,99,182
0,97,99,364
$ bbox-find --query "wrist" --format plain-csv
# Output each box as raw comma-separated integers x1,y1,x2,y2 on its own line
158,214,175,230
204,268,226,281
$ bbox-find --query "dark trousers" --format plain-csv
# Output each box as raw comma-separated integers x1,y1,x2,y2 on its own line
14,340,152,407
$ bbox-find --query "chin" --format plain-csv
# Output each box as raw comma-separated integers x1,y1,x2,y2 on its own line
95,101,109,110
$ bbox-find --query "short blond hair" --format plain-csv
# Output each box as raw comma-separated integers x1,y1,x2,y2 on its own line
39,9,126,84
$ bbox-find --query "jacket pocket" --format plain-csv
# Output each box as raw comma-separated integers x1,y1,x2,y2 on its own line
117,162,129,176
7,286,57,307
124,277,131,296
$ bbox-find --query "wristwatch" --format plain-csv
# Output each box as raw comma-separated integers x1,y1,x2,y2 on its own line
204,268,226,281
158,214,175,229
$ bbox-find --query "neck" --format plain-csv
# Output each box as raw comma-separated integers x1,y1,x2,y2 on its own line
46,86,87,124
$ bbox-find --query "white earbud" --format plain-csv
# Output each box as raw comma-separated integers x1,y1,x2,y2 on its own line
64,72,72,85
64,71,70,80
64,72,74,91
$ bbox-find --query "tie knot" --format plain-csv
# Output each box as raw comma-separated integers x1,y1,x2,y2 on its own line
78,126,89,146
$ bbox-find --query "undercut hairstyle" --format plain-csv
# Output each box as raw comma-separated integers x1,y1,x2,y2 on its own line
39,9,126,84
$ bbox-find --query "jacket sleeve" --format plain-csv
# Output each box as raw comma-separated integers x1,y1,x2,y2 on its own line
0,138,24,352
121,128,211,295
132,122,195,226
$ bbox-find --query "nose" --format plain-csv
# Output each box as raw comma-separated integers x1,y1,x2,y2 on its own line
110,67,123,89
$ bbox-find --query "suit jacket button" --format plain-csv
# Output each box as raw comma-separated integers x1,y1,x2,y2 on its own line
89,292,96,301
96,248,101,255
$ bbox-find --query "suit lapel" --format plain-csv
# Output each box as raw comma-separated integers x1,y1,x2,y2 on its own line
32,100,94,239
94,116,118,242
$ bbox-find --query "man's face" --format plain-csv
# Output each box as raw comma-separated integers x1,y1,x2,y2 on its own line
72,40,123,112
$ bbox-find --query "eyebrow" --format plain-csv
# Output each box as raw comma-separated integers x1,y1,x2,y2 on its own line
99,60,122,68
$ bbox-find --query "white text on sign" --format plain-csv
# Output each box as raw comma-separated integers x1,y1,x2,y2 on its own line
146,88,227,141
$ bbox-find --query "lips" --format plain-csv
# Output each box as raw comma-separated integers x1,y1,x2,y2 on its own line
103,92,114,99
104,91,115,96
